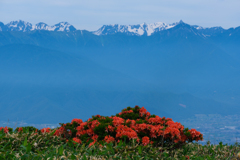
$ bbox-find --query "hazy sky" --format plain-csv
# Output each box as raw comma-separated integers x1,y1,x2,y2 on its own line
0,0,239,31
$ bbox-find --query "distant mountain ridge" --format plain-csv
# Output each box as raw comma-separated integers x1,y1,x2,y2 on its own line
0,20,76,32
93,21,178,36
0,20,236,37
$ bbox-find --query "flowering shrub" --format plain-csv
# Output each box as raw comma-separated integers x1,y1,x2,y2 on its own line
0,126,9,133
104,135,115,143
73,137,82,144
54,106,203,149
18,127,23,132
142,136,150,146
15,126,38,133
40,127,51,133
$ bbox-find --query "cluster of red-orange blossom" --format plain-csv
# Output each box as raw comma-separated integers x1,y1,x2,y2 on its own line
0,106,203,148
0,126,52,135
52,106,203,147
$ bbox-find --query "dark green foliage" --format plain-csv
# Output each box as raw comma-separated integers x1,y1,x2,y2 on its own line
93,123,109,141
15,126,38,133
116,106,144,121
79,134,91,144
0,126,240,159
62,122,79,139
135,119,148,124
8,127,13,133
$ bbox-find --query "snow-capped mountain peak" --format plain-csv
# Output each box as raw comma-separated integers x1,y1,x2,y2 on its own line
7,20,33,32
145,22,176,35
0,20,76,32
32,22,49,30
53,22,76,31
93,21,178,36
0,20,234,38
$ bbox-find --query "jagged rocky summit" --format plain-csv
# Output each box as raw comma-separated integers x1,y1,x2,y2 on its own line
0,20,76,32
0,20,234,37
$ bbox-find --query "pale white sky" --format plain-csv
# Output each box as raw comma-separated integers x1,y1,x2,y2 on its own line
0,0,239,31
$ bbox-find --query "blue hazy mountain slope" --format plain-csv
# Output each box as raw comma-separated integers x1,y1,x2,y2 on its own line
0,85,238,124
1,21,240,124
0,44,150,90
0,43,239,124
74,23,240,104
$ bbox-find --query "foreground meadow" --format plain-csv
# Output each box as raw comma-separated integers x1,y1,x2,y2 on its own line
1,106,240,159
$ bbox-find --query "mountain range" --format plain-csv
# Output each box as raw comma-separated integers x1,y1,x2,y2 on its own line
0,20,232,37
0,20,240,125
0,20,76,32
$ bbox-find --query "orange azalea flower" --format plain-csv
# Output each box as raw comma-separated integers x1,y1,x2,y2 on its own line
89,141,96,147
147,116,164,125
76,122,87,131
137,138,140,143
104,135,115,143
41,127,51,133
164,127,171,135
100,117,106,120
115,125,138,140
76,130,87,136
92,134,98,141
149,125,164,137
33,129,38,135
112,116,124,127
0,127,8,133
142,136,150,146
106,125,114,132
139,107,147,117
120,110,134,115
146,112,151,118
135,123,149,132
166,118,172,121
18,127,23,132
89,120,100,129
188,129,203,141
73,137,82,144
126,119,136,126
54,126,65,136
86,128,94,136
71,118,83,124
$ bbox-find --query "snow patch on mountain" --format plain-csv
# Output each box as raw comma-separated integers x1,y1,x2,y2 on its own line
1,20,76,32
7,20,33,32
145,22,175,35
93,21,178,36
53,22,75,31
194,26,205,30
0,20,235,37
32,22,51,30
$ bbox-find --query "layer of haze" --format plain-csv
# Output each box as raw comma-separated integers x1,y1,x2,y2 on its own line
0,0,239,31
